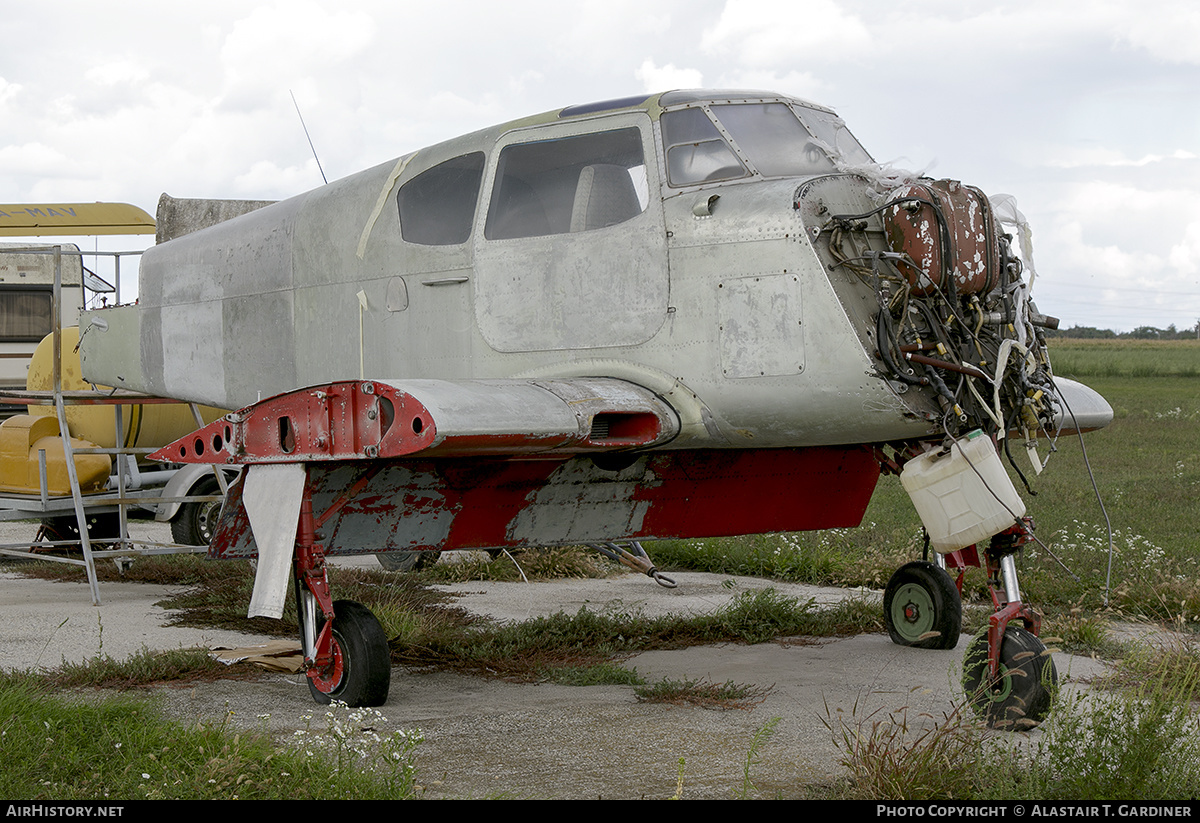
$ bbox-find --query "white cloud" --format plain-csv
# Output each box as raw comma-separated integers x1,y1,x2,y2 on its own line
635,60,703,92
233,158,325,196
0,78,20,107
0,143,70,176
219,1,376,104
1115,0,1200,64
707,68,829,102
1044,147,1199,169
700,0,871,65
1168,219,1200,276
85,59,151,88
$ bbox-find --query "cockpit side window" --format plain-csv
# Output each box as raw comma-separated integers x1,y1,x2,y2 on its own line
795,107,873,167
397,152,485,246
662,107,748,186
484,127,647,241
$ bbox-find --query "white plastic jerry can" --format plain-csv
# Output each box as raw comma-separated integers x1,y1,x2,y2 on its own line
900,429,1025,553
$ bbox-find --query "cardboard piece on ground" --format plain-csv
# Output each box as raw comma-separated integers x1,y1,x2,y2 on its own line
209,640,304,673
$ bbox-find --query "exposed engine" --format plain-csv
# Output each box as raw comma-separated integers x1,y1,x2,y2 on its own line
819,177,1062,482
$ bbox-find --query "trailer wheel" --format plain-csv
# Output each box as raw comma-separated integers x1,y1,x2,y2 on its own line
307,600,391,707
37,512,121,549
883,560,962,649
962,626,1057,729
170,476,222,546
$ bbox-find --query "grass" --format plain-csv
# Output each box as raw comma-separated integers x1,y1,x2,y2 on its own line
0,673,422,800
41,646,243,690
423,546,619,583
985,642,1200,800
391,588,880,678
826,635,1200,800
1106,634,1200,701
1047,337,1200,378
2,552,877,689
541,661,645,686
634,677,773,710
824,700,988,800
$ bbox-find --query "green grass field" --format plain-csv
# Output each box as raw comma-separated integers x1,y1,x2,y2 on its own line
1048,337,1200,378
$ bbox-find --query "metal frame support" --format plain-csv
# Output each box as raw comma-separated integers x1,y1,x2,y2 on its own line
0,245,215,604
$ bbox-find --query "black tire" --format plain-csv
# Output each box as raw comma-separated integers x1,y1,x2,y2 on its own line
376,551,436,572
170,476,223,546
883,560,962,650
962,626,1058,729
306,599,391,707
37,513,121,549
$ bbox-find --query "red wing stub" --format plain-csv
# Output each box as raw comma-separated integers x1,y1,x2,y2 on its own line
149,378,680,465
150,381,438,464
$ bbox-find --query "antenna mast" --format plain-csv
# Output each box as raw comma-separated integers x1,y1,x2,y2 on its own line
291,90,328,185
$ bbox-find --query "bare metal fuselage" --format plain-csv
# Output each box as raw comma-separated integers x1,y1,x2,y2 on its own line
80,93,944,451
81,90,1110,557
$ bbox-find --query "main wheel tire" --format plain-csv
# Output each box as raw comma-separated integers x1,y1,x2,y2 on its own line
306,599,391,707
170,476,223,546
883,560,962,650
962,626,1057,729
376,551,436,572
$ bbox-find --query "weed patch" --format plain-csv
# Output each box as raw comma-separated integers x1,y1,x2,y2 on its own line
38,647,243,690
825,700,987,800
984,652,1200,800
540,662,645,686
635,677,772,710
423,546,621,583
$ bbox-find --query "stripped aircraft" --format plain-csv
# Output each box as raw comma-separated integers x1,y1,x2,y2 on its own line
77,90,1112,725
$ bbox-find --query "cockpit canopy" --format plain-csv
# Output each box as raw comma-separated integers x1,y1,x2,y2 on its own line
657,92,873,186
395,91,875,249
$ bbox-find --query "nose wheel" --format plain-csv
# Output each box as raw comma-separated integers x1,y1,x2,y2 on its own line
882,560,962,650
961,626,1057,729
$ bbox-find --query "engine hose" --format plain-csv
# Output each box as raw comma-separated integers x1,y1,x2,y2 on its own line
921,361,958,412
1002,413,1037,495
876,308,924,386
912,300,957,361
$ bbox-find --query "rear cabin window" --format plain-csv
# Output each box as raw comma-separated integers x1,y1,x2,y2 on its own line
396,152,485,246
0,287,53,341
484,128,647,241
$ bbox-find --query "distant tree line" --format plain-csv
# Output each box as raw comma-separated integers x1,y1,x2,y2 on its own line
1047,322,1200,340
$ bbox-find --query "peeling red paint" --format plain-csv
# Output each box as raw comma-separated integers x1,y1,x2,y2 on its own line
208,446,880,560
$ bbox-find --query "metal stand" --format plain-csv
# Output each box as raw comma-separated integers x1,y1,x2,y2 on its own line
0,245,216,605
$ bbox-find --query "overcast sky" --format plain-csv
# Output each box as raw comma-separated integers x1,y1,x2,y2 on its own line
2,0,1197,332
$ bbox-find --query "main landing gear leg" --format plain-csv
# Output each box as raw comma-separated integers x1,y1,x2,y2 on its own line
293,475,391,707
